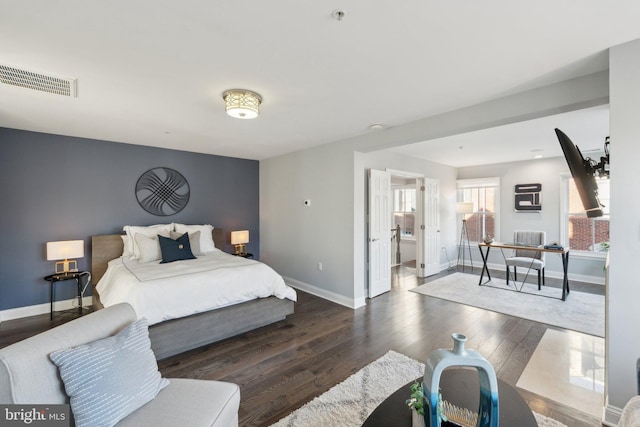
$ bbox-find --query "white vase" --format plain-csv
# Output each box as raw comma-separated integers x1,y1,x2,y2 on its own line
412,409,426,427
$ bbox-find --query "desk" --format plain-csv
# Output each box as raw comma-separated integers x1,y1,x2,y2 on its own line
43,271,90,320
478,242,570,301
362,369,537,427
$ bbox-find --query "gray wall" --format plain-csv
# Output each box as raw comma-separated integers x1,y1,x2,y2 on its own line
0,128,259,311
457,157,607,282
261,71,609,309
260,141,357,307
606,38,640,423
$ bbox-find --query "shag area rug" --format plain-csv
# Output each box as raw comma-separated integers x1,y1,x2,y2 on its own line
411,272,604,337
269,350,567,427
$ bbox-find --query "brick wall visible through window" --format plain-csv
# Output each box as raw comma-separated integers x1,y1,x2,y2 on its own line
457,179,499,243
564,176,610,253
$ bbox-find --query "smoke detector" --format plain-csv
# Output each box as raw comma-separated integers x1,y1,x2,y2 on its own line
0,64,77,97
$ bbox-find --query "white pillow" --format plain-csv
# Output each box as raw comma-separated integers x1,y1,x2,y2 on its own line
121,235,133,258
134,234,163,263
123,224,173,259
170,230,202,256
173,224,216,253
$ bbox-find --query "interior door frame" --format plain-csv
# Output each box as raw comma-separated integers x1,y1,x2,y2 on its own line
386,169,432,278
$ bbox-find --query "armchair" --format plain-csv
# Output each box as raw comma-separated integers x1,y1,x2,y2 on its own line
505,230,546,290
0,303,240,427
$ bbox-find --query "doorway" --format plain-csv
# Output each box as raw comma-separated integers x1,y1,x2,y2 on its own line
391,176,417,268
368,168,440,298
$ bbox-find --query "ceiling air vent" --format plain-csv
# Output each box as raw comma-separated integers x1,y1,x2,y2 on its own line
0,64,77,97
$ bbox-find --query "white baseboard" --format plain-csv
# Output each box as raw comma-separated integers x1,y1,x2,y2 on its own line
284,277,365,309
0,296,93,322
603,403,623,426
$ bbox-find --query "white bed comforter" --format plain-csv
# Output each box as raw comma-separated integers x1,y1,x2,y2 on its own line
96,252,297,325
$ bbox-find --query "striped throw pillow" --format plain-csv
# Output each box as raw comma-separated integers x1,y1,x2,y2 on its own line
50,318,169,427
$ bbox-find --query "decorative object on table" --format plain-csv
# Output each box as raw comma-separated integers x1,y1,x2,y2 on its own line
135,167,190,216
544,243,564,250
231,230,249,256
412,408,427,427
406,381,452,427
482,236,494,245
456,202,474,273
46,240,84,274
270,350,565,427
406,380,428,427
222,89,262,119
423,333,499,427
514,183,542,212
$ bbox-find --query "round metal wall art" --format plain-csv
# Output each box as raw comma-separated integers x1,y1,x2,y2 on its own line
135,167,190,216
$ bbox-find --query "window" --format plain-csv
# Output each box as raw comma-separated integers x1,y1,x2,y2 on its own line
561,175,610,254
393,187,416,237
456,178,500,243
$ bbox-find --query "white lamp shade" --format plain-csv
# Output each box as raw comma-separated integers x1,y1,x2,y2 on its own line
46,240,84,261
231,230,249,245
456,202,474,214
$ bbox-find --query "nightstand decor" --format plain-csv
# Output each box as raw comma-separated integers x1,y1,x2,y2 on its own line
46,240,84,274
231,230,249,256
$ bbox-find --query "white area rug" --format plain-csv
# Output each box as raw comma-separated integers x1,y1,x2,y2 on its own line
411,272,604,337
269,350,566,427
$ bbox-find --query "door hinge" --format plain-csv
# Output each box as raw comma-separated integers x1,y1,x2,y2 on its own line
420,263,425,268
420,225,425,230
420,186,425,191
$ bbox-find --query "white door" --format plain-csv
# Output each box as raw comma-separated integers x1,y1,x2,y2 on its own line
416,178,440,277
368,169,392,298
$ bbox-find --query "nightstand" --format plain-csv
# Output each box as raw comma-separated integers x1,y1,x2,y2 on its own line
233,253,254,259
43,271,90,320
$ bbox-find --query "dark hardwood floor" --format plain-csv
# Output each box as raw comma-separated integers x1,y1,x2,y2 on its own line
0,266,605,427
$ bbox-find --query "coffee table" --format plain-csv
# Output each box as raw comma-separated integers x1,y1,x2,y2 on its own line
362,368,537,426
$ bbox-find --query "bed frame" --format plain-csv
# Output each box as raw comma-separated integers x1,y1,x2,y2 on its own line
91,230,294,360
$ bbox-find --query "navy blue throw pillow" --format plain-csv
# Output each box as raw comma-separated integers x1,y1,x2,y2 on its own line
158,233,196,264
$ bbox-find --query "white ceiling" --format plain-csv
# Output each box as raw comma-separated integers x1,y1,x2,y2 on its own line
388,105,610,167
1,1,638,162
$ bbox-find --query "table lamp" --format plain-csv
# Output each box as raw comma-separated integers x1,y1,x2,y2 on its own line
231,230,249,256
47,240,84,274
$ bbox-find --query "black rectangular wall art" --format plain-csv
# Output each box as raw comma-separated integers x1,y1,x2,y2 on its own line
514,183,542,212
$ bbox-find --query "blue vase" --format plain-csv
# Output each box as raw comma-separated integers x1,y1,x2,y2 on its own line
423,333,499,427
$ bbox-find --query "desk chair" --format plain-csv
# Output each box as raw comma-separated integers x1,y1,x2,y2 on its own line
505,231,546,290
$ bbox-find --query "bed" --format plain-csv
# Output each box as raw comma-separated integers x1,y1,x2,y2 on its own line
91,227,296,359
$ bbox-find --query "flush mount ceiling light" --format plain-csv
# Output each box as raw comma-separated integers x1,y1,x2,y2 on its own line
222,89,262,119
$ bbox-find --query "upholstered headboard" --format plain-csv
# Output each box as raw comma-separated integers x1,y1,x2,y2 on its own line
91,229,224,308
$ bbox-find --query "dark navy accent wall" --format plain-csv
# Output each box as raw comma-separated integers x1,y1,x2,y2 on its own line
0,128,259,311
